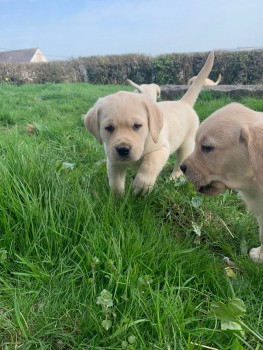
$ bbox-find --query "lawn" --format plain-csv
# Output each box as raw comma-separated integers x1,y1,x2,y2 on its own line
0,82,262,349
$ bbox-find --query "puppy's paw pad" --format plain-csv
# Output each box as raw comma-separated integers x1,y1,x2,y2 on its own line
249,246,263,262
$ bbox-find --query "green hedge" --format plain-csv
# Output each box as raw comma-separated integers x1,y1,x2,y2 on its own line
1,50,263,85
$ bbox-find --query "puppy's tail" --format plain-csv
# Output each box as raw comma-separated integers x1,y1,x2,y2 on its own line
127,79,144,93
187,76,195,86
181,51,215,106
214,73,222,85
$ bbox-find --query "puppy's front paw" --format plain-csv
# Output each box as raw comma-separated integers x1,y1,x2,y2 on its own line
133,174,155,196
169,169,183,180
249,246,263,262
109,183,125,195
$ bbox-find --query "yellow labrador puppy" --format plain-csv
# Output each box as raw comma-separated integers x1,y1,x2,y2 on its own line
84,52,214,195
188,73,222,86
180,102,263,261
126,79,161,102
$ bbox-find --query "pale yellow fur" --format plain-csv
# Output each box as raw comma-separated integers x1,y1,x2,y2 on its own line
188,73,222,86
85,52,215,195
127,79,161,102
181,102,263,261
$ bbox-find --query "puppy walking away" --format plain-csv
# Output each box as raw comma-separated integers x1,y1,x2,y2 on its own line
126,79,161,102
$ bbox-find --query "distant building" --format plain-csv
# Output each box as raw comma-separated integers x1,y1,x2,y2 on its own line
0,48,48,63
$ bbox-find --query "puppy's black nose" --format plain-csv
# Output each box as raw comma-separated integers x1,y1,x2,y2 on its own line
180,163,187,174
116,146,130,157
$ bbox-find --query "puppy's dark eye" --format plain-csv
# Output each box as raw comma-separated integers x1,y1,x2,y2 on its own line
132,123,142,131
201,144,214,153
105,125,114,133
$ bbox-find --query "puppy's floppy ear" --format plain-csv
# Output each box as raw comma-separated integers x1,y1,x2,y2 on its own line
156,85,161,99
84,99,102,144
240,122,263,188
143,100,163,143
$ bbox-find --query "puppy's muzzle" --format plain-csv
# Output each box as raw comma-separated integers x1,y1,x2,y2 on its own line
116,146,131,157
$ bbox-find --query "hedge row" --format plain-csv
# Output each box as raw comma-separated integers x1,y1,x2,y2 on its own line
1,50,263,85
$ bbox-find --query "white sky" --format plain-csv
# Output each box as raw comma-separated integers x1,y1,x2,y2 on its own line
0,0,262,60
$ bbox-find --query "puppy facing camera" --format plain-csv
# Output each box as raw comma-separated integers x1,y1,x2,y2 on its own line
84,52,215,195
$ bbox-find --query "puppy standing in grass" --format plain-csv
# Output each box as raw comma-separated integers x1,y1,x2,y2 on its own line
188,73,222,86
180,103,263,261
85,52,214,195
126,79,161,102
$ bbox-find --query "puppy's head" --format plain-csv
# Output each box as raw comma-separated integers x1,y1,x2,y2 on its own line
84,91,163,164
181,103,263,195
138,84,161,102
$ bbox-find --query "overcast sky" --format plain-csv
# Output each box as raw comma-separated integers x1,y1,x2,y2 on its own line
0,0,262,60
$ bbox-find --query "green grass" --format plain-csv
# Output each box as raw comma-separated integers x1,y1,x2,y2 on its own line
0,83,262,349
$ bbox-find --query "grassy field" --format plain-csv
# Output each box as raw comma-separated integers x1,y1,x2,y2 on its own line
0,82,262,349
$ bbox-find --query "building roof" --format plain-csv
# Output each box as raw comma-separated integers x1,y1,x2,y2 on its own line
0,48,45,63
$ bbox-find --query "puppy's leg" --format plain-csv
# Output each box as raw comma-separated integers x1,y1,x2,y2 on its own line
170,141,194,179
107,161,127,194
249,216,263,261
133,147,169,195
250,246,263,261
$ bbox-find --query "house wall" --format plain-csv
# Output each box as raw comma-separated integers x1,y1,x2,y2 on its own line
31,49,48,63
